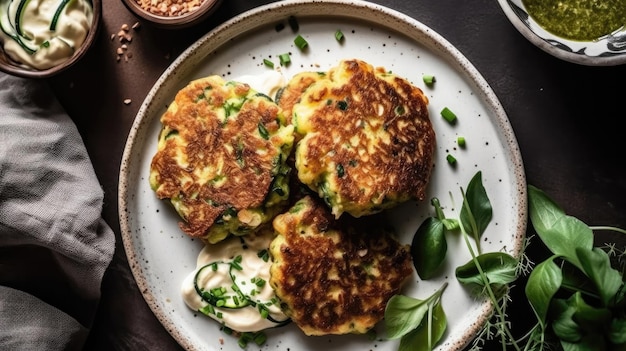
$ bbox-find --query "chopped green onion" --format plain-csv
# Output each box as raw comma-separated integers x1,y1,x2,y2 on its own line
294,35,308,50
288,16,299,32
253,332,267,346
279,53,291,66
441,107,457,124
457,136,466,148
258,122,269,139
446,154,457,165
336,163,345,178
423,74,436,86
335,29,344,42
263,58,274,68
257,249,269,262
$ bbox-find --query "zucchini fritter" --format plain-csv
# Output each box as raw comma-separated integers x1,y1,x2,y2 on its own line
292,59,436,218
269,195,414,336
149,75,294,243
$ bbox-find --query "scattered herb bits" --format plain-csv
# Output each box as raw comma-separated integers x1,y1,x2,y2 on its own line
423,74,436,86
263,58,274,68
294,34,308,50
446,154,457,165
335,29,344,42
457,136,466,148
288,16,299,32
279,53,291,66
441,107,457,124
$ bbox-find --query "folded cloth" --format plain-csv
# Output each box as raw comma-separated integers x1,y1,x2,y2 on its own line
0,72,115,350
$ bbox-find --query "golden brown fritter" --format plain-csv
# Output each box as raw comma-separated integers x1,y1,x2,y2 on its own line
292,59,436,218
269,195,414,336
276,71,326,126
149,75,294,243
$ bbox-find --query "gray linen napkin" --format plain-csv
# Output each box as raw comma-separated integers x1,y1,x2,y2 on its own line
0,72,115,350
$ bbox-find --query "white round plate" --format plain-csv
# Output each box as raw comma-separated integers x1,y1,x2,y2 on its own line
497,0,626,66
119,1,527,350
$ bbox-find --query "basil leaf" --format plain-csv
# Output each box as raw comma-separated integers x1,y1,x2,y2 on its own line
455,252,518,289
384,295,429,339
576,247,624,307
397,302,447,351
411,217,447,280
568,292,611,331
460,171,492,244
525,256,562,327
551,298,582,343
609,317,626,344
528,185,593,268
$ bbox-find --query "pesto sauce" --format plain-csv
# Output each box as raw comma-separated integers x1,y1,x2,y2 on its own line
522,0,626,41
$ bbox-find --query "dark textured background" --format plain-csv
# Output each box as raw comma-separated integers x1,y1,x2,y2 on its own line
49,0,626,349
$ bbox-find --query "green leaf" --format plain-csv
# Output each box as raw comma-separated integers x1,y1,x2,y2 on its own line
568,292,611,332
525,256,563,328
576,247,624,307
553,292,613,347
455,252,518,289
528,185,593,268
609,317,626,344
397,302,447,351
527,185,566,234
411,217,447,280
384,295,429,339
551,298,582,343
460,171,492,244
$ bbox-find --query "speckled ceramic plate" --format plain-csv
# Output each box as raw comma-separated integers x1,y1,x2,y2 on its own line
497,0,626,66
119,1,527,350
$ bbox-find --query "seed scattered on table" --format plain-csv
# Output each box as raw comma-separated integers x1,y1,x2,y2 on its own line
134,0,204,17
114,22,140,62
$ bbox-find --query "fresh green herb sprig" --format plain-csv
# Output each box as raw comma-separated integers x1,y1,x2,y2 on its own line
522,185,626,351
384,283,448,351
402,170,626,351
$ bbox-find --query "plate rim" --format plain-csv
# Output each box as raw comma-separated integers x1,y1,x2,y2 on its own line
118,0,528,350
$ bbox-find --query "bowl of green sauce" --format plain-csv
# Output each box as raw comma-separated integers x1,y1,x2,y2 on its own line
497,0,626,66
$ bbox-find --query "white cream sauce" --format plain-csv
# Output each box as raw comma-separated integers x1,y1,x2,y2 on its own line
181,229,289,332
0,0,94,70
181,71,289,333
235,70,286,99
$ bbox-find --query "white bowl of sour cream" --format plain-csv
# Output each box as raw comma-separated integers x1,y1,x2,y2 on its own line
497,0,626,66
0,0,101,78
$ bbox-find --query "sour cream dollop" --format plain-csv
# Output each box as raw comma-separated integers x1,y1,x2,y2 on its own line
0,0,94,70
181,229,290,332
181,70,290,332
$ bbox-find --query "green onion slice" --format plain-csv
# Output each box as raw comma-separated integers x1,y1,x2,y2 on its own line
423,74,436,85
335,29,344,41
263,58,274,68
279,53,291,65
457,136,466,147
294,34,308,50
446,154,457,165
441,107,457,124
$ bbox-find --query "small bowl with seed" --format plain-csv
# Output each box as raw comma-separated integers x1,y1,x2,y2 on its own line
0,0,102,78
497,0,626,66
121,0,222,29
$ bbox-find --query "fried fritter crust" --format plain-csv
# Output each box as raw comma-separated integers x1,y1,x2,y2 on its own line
269,195,414,336
150,75,294,243
292,59,436,218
